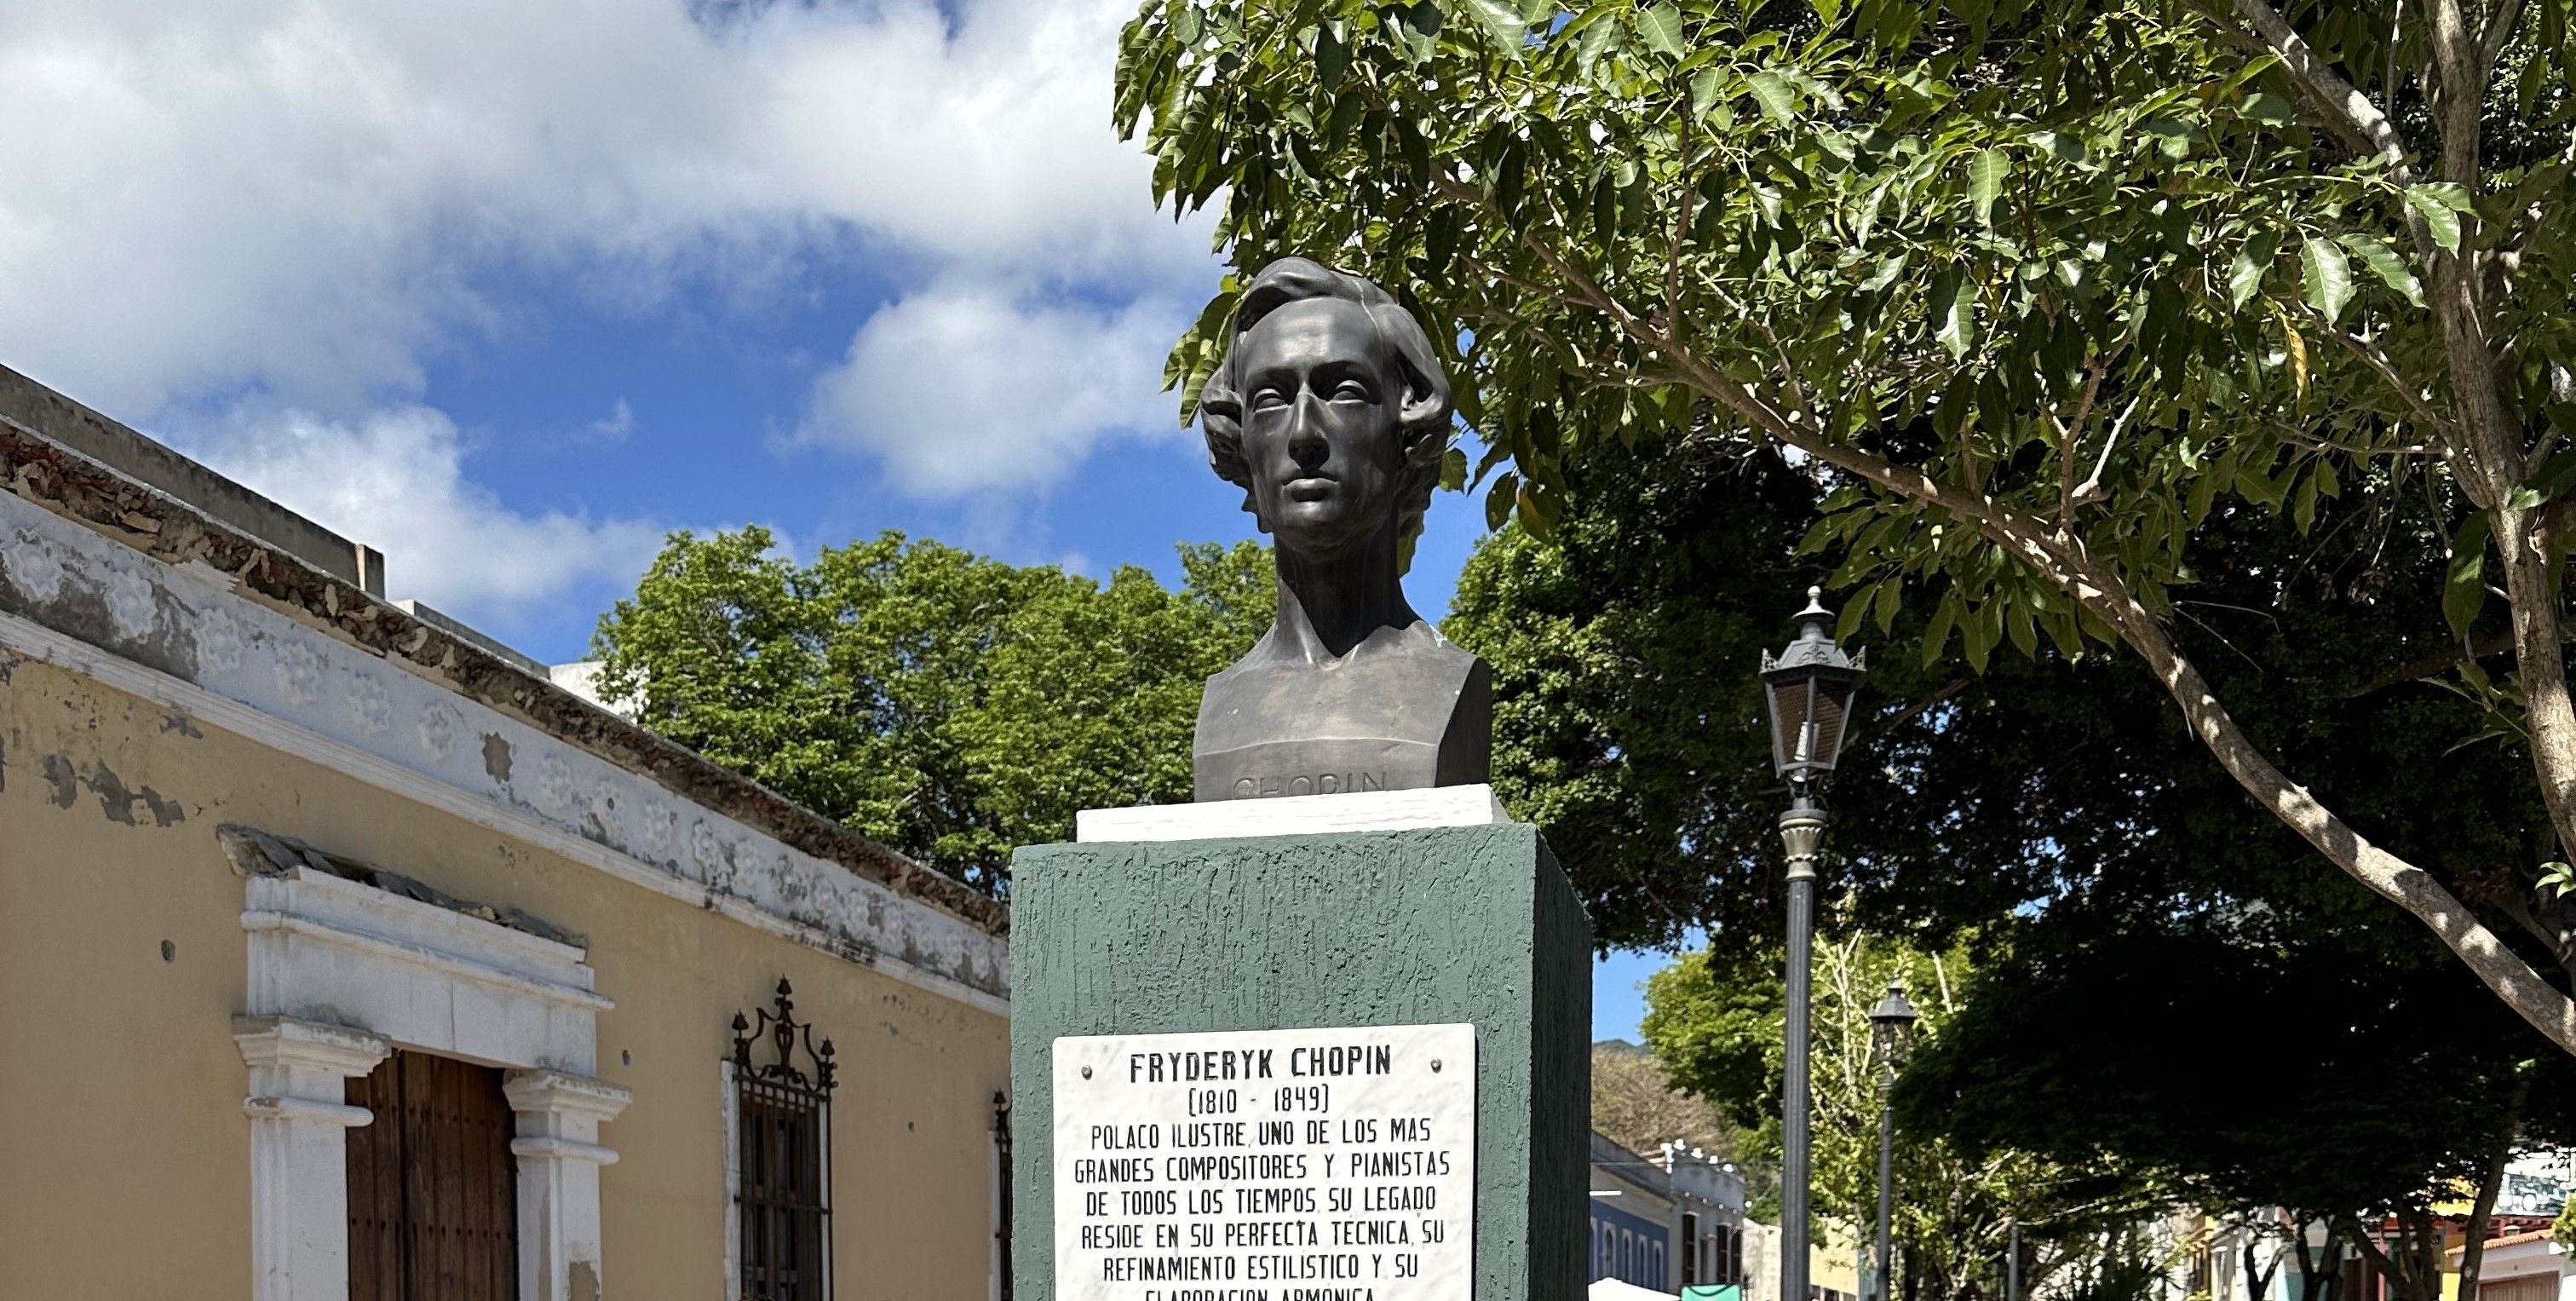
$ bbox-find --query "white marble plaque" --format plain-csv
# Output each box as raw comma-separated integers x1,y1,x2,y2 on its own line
1053,1023,1477,1301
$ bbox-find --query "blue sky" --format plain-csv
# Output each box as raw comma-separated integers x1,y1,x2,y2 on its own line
1593,949,1676,1045
0,0,1659,1037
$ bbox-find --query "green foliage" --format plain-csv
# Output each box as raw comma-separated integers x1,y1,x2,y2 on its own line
1112,0,2571,621
2554,1195,2576,1246
592,528,1271,892
1118,0,2576,1039
2060,1233,2168,1301
1895,911,2576,1217
1642,947,1789,1136
1646,935,2148,1300
1452,428,2576,1243
1444,444,1831,948
1446,429,2567,964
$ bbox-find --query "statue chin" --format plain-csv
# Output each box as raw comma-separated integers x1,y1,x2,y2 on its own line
1192,630,1492,802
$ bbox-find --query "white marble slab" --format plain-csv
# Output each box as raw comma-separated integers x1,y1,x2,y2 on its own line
1074,785,1513,842
1051,1022,1478,1301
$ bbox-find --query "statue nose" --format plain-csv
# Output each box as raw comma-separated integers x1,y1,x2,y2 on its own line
1287,390,1329,466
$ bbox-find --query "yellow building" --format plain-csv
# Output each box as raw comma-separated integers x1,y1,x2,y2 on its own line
0,365,1011,1301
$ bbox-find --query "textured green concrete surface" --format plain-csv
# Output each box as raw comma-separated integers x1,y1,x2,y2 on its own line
1009,821,1590,1301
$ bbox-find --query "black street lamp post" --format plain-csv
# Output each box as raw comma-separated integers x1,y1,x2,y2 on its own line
2007,1221,2021,1301
1759,586,1866,1301
1868,983,1919,1301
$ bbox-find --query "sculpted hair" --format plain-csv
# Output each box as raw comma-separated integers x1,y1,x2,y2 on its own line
1199,257,1455,540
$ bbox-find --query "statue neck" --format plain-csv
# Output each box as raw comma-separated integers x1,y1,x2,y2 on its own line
1269,527,1419,661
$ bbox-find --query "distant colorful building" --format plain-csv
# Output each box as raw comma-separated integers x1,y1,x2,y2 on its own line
2450,1229,2572,1301
1590,1131,1751,1294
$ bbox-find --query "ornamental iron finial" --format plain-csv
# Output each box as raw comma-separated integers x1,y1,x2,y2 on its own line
730,976,837,1096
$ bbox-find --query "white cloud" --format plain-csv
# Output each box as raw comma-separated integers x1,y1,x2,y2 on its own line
0,0,1216,452
0,0,1222,625
172,406,669,633
589,398,636,444
799,279,1187,494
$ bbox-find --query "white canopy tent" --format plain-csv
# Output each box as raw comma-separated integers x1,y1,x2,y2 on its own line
1591,1278,1679,1301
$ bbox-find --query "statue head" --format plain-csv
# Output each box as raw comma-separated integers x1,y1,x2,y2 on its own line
1199,258,1454,560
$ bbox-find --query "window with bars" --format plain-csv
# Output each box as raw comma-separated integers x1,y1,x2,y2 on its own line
345,1051,520,1301
1682,1212,1699,1287
732,979,838,1301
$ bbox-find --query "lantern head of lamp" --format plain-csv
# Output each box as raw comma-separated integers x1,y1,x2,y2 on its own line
1867,982,1919,1062
1761,586,1869,790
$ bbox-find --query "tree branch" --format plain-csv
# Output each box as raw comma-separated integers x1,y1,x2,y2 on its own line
2056,356,2114,522
2481,0,2527,70
2296,305,2459,435
1443,171,2576,1056
2346,627,2521,697
1872,677,1972,742
2219,0,2418,177
2107,572,2576,1055
2071,394,2145,508
2456,1062,2529,1301
2344,1217,2399,1281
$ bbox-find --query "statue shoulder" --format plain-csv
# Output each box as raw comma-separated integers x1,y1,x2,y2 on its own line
1383,619,1485,675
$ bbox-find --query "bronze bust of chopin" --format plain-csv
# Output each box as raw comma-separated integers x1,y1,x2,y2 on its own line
1191,257,1492,801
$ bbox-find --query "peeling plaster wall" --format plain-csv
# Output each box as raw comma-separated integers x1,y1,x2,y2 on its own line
0,649,1009,1300
0,658,250,1299
0,487,1007,1009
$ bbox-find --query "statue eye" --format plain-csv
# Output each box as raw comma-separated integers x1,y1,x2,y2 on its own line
1331,380,1373,401
1251,388,1290,409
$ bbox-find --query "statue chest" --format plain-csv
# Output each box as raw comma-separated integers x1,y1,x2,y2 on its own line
1191,648,1491,802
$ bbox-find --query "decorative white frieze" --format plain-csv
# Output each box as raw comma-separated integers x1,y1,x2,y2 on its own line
0,488,1007,1012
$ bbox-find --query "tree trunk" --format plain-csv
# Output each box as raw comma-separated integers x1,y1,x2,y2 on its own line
2345,1213,2444,1301
2246,1224,2285,1301
2292,1217,2345,1301
2458,1063,2534,1301
2091,573,2576,1055
2375,1208,2446,1301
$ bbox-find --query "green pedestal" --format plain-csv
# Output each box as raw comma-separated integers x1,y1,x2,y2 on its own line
1009,820,1590,1301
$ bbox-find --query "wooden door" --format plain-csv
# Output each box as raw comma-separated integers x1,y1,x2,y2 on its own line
346,1051,520,1301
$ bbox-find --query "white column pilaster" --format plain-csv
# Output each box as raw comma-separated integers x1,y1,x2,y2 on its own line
504,1068,632,1301
233,1014,390,1301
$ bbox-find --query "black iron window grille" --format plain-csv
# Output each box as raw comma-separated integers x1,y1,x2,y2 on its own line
992,1091,1013,1301
733,978,838,1301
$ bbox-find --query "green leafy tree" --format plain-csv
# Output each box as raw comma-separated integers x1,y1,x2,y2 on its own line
1452,429,2571,1299
1896,908,2575,1301
1646,934,2152,1301
1118,0,2576,1048
1445,429,2551,969
592,528,1271,892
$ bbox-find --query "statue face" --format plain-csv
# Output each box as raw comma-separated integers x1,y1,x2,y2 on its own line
1234,296,1406,557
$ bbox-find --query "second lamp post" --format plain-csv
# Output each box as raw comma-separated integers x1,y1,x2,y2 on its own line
1758,586,1867,1301
1869,983,1919,1301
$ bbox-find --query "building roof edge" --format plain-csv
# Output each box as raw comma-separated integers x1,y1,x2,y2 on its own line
0,406,1004,935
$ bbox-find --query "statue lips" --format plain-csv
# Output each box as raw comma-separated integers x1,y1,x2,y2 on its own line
1283,475,1337,504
